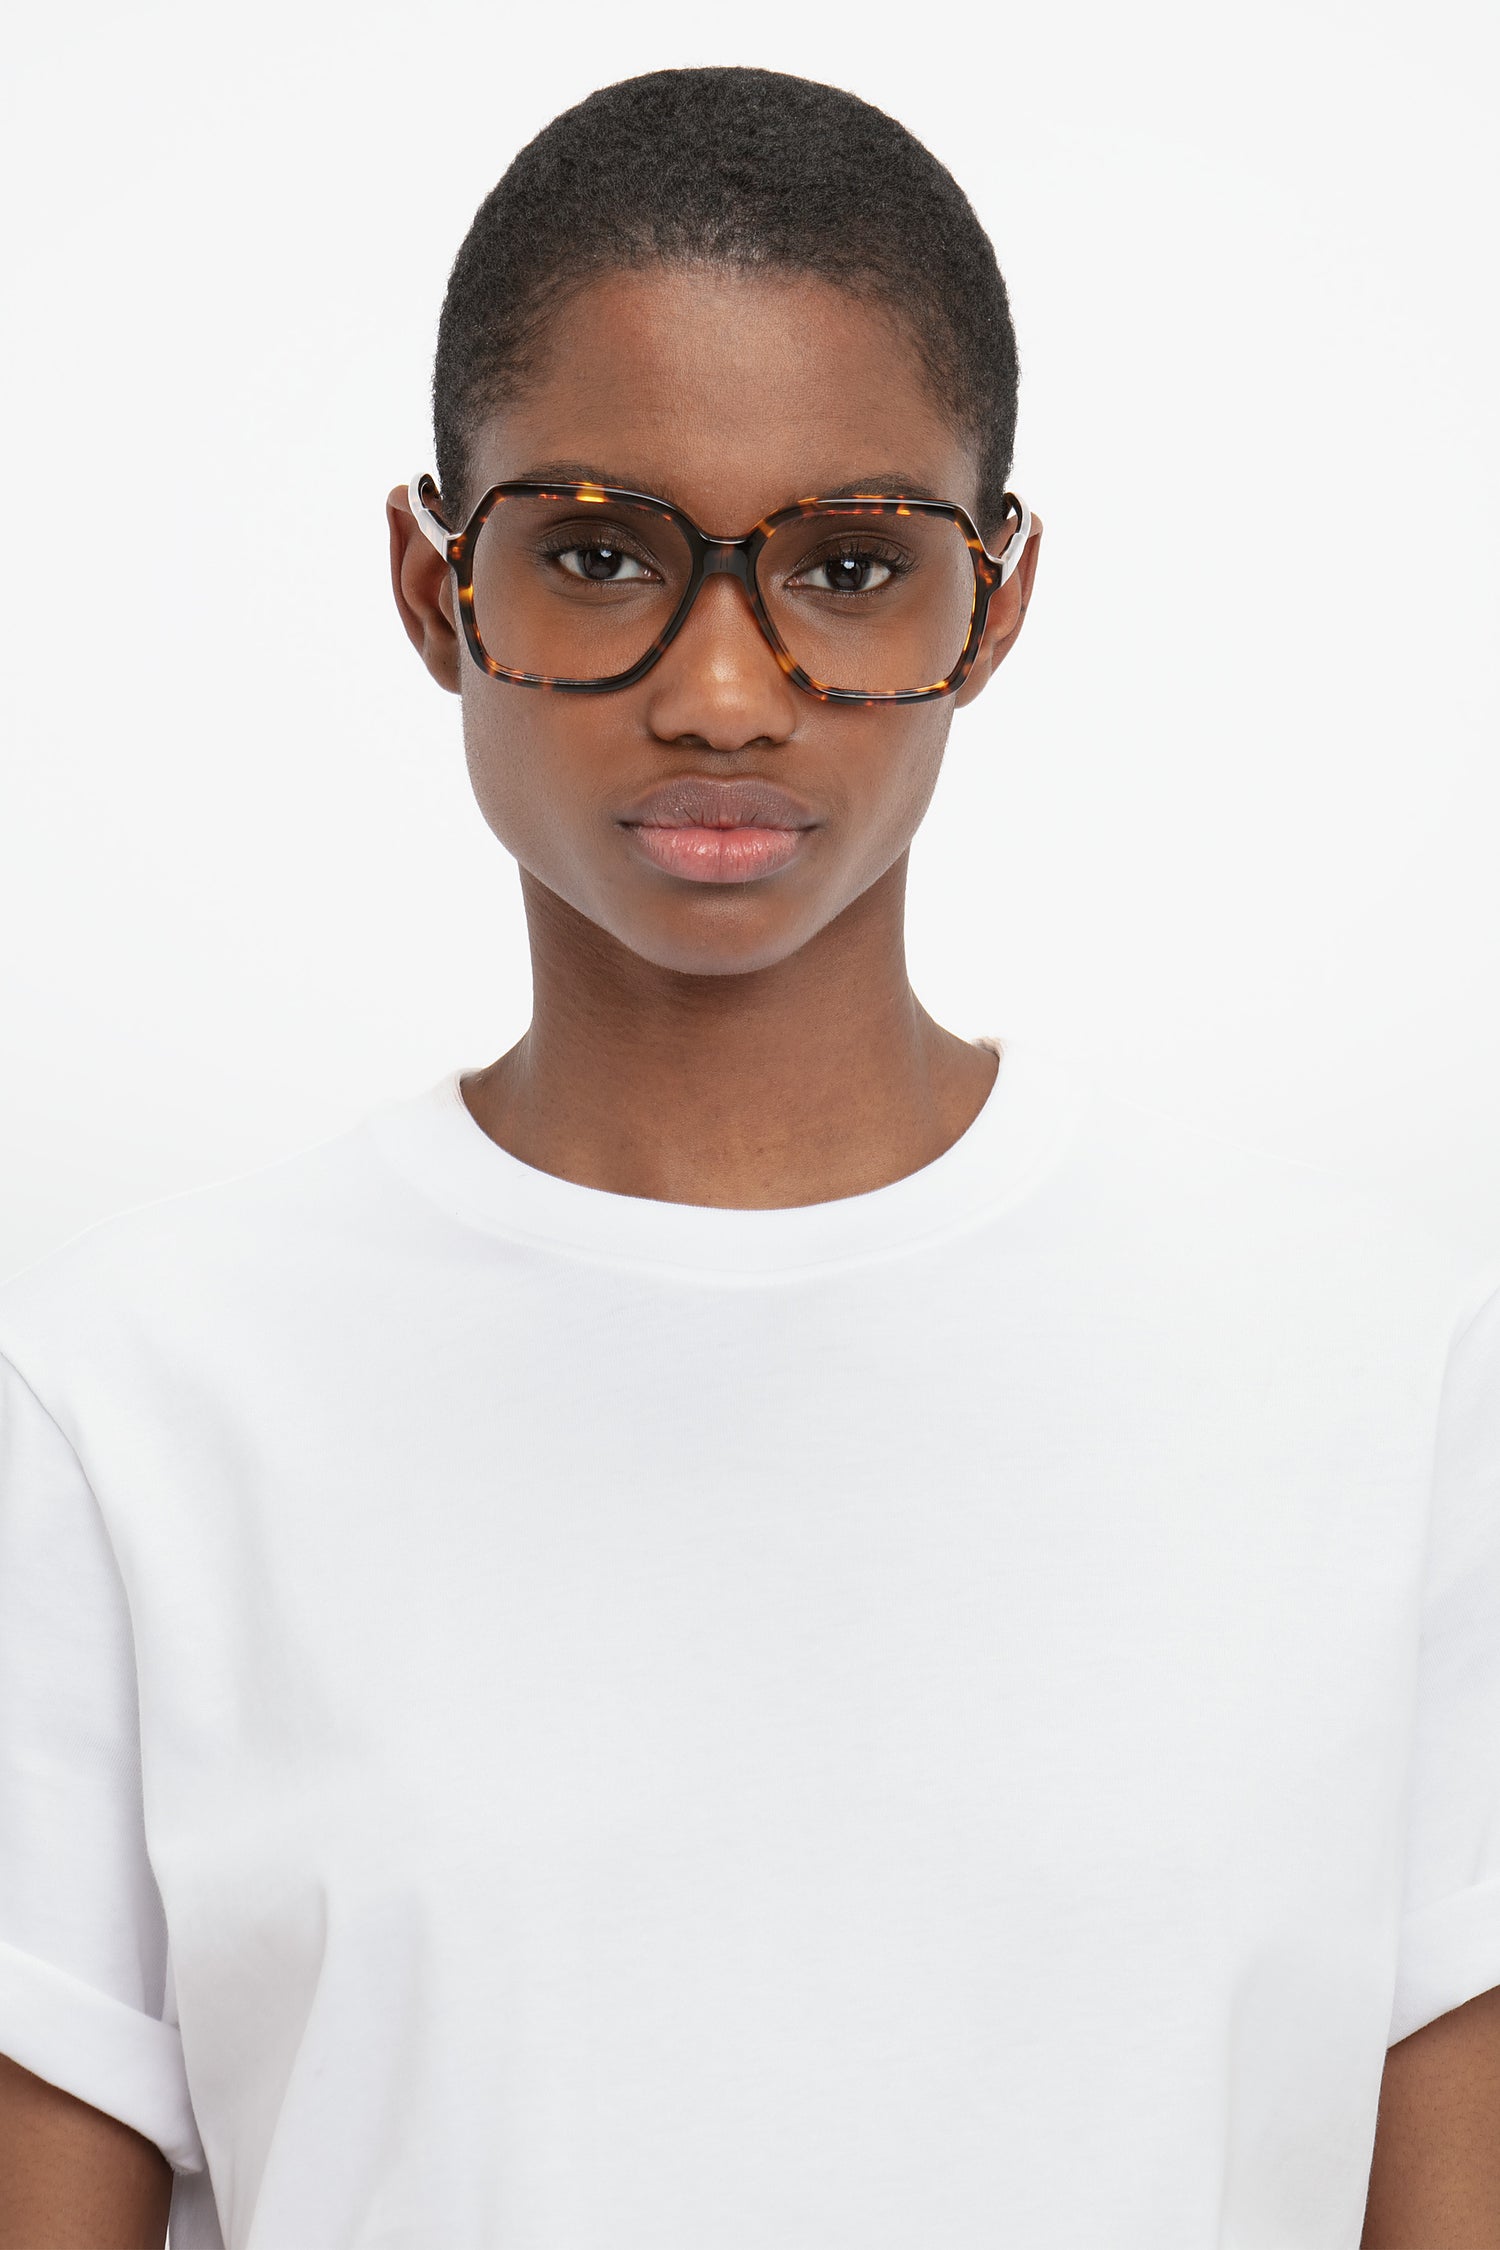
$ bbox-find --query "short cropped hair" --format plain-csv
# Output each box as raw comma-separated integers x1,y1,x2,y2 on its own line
431,66,1020,539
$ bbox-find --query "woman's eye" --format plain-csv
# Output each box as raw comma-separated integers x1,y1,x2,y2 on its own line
795,552,896,595
553,544,655,583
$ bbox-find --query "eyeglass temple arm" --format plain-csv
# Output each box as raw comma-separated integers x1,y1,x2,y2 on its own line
992,495,1032,585
408,474,453,558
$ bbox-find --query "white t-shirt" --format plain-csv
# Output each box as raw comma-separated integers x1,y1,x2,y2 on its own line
2,1034,1498,2250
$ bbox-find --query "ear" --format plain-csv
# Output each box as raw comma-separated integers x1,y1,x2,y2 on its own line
951,509,1043,708
385,484,463,695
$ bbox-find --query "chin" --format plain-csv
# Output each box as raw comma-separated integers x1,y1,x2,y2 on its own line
621,922,818,980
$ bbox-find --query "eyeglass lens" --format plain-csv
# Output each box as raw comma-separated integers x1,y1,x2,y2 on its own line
467,496,980,694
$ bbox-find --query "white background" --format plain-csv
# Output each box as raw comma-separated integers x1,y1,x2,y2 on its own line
3,0,1496,1280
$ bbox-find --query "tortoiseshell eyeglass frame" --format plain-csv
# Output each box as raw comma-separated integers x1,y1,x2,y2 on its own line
406,473,1033,705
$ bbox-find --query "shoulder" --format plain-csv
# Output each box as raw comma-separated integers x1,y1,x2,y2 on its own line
1072,1067,1500,1347
0,1101,383,1415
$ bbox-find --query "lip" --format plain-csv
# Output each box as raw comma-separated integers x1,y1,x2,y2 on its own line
616,773,819,830
624,824,809,884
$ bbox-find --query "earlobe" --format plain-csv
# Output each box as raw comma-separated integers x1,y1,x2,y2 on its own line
385,487,463,696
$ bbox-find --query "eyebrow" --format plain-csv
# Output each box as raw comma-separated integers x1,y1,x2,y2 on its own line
509,461,951,508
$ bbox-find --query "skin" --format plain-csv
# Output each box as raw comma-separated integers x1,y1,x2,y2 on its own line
386,264,1042,1209
9,260,1491,2247
1360,1982,1500,2247
0,2051,173,2248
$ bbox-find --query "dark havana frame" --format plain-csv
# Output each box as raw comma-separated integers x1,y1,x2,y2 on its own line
408,474,1034,705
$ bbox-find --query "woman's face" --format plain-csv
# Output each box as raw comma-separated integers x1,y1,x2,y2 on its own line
389,265,1041,980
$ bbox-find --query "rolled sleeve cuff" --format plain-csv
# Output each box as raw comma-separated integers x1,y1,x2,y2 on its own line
1389,1874,1500,2046
0,1936,206,2173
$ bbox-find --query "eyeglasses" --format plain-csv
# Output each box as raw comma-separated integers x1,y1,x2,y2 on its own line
407,472,1033,704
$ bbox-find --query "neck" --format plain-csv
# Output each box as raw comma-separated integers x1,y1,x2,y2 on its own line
459,860,998,1210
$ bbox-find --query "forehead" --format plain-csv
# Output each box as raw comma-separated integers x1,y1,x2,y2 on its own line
471,265,980,529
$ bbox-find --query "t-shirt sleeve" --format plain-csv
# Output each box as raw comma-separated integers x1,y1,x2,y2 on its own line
1388,1272,1500,2046
0,1347,206,2172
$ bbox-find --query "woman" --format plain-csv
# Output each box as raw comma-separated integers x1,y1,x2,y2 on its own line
2,65,1498,2250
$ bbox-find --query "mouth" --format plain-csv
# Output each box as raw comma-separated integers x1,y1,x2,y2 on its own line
621,822,809,884
615,772,820,884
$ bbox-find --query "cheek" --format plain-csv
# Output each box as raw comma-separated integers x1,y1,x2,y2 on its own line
458,686,593,875
855,709,953,845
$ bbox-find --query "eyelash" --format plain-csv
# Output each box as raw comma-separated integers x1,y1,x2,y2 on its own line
533,533,661,576
792,539,914,583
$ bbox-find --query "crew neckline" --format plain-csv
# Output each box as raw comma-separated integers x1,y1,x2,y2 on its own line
362,1034,1094,1276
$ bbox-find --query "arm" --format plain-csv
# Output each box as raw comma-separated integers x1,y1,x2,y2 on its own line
1361,1981,1500,2248
0,2052,172,2250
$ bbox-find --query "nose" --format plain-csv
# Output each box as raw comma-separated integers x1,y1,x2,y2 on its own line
641,569,801,750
